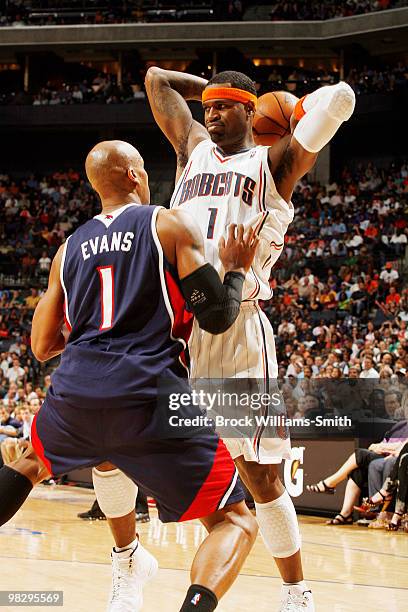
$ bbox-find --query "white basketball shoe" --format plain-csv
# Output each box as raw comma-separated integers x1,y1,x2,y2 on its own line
279,585,315,611
107,541,158,611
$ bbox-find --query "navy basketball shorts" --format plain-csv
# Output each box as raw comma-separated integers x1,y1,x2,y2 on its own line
31,393,244,523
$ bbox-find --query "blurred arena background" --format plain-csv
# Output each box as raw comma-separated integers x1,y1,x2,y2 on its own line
0,1,407,611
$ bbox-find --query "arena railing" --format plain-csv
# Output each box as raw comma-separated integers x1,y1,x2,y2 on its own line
0,267,49,289
1,8,407,48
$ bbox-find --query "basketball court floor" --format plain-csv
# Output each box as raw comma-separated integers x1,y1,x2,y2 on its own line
1,486,407,612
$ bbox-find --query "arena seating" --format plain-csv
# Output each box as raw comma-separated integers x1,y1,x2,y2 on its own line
1,0,404,26
0,160,406,393
0,62,406,106
259,161,407,383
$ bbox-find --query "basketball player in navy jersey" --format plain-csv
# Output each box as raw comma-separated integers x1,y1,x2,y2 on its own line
142,68,356,612
0,140,260,612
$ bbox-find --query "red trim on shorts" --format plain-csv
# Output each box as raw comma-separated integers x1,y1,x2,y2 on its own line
179,438,236,521
31,412,53,476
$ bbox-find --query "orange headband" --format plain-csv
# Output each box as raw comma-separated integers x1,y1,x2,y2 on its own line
202,87,257,107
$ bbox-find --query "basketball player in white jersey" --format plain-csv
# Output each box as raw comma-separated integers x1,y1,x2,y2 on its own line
144,67,355,612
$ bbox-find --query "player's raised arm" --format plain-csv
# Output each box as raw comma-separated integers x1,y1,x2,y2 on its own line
156,209,259,334
31,245,66,362
145,67,209,173
269,81,356,203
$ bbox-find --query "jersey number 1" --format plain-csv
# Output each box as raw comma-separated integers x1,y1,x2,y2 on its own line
207,207,218,239
97,266,114,330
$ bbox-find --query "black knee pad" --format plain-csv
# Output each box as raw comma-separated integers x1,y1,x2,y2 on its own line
0,466,33,526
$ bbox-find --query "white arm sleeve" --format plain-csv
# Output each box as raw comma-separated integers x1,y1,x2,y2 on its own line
293,82,355,153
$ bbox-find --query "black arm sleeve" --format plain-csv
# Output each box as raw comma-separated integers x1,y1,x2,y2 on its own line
0,466,33,527
180,263,245,335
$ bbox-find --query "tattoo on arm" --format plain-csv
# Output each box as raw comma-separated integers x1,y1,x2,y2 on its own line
151,78,182,117
273,144,295,190
177,121,193,171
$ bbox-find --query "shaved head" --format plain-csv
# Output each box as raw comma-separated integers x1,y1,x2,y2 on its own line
85,140,149,205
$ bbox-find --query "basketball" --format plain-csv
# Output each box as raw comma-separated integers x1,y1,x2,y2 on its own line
253,91,299,146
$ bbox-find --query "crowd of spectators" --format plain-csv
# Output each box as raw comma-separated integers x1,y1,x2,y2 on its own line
257,62,407,97
0,61,406,107
30,74,145,106
1,0,403,26
0,168,100,279
0,167,102,468
302,390,408,530
1,0,237,26
0,167,100,359
258,159,407,529
0,372,50,468
0,158,405,387
2,0,138,27
256,67,337,98
345,62,408,95
260,161,407,403
268,0,402,20
0,72,146,106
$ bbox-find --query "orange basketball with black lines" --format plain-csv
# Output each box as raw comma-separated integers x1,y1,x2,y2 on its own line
253,91,299,146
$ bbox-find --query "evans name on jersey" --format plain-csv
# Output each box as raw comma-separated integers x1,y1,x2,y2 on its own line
80,231,135,260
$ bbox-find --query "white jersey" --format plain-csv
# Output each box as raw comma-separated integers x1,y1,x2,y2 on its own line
170,139,294,301
170,139,293,463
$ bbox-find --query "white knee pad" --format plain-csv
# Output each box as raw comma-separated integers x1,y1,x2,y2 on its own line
293,81,355,153
255,489,301,558
92,468,137,519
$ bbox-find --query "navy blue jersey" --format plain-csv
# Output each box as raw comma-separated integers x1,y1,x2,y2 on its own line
51,204,193,409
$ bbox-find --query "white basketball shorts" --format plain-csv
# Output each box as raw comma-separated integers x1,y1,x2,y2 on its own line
189,302,291,464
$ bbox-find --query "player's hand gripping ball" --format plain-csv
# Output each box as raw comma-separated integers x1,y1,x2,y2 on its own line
253,91,299,146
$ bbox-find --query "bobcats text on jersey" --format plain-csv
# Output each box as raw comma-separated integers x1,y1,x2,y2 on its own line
178,171,256,206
